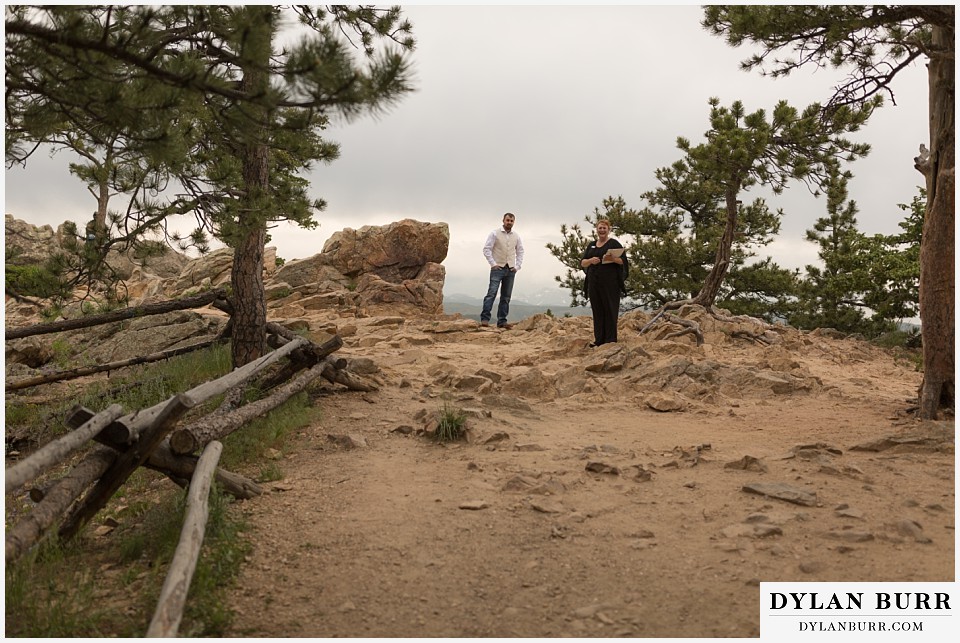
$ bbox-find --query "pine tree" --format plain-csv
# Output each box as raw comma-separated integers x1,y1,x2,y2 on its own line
703,4,953,420
6,5,416,366
6,7,202,306
859,191,923,326
551,97,867,327
792,170,877,334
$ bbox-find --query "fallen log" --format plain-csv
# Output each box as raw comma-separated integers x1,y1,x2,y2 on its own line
66,408,261,500
6,446,117,563
149,439,262,499
59,394,193,541
146,441,223,638
169,361,328,455
320,356,379,392
5,404,124,495
265,321,343,362
5,289,226,341
6,338,221,392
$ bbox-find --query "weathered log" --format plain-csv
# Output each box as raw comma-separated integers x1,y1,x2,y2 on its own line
59,394,192,541
6,338,220,392
146,441,223,638
64,400,163,446
264,321,343,365
169,361,327,455
6,446,117,563
148,439,262,500
66,408,261,500
178,337,307,408
62,338,308,446
320,356,379,392
5,404,124,495
5,289,226,340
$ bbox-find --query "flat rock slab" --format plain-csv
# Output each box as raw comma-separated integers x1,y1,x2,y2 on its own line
725,455,768,472
529,499,564,514
458,500,490,510
742,482,818,506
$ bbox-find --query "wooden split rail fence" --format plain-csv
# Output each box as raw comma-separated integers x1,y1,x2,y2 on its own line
5,291,378,635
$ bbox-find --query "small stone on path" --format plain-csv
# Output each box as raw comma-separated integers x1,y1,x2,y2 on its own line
458,500,490,510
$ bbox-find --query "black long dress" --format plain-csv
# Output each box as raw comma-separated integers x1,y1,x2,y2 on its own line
582,239,627,346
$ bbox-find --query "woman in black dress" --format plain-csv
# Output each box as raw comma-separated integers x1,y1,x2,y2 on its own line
580,219,628,347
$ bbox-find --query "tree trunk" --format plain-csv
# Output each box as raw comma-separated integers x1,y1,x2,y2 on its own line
230,224,267,367
693,186,740,308
230,7,273,368
918,19,956,420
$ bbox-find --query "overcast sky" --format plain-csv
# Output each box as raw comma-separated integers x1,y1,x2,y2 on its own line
4,4,930,306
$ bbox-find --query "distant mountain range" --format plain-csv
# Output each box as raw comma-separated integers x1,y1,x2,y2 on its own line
443,293,587,321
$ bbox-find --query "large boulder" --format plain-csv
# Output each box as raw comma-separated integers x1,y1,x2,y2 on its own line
169,247,235,293
6,214,449,315
321,219,449,281
107,244,191,281
165,246,278,296
355,262,446,316
273,255,352,293
266,219,449,316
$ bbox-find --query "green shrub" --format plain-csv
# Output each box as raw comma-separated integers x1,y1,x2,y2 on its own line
435,403,467,443
5,262,64,299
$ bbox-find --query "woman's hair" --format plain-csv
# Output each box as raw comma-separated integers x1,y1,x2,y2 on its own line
596,218,611,227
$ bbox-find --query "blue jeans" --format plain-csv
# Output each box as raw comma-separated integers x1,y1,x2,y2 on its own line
480,266,516,326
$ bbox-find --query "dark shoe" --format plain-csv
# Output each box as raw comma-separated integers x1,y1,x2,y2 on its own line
498,323,514,330
480,321,491,327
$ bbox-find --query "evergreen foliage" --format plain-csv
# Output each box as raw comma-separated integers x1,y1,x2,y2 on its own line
550,96,870,321
6,5,416,364
703,5,953,418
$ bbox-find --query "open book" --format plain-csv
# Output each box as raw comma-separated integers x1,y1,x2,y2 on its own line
601,248,625,264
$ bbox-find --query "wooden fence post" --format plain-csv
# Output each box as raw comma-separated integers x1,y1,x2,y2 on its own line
5,446,118,563
5,404,123,494
146,441,223,638
58,394,192,541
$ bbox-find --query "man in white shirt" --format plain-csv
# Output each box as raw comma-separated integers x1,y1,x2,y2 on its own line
480,212,524,329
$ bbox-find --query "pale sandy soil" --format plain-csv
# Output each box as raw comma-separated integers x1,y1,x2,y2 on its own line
222,311,955,638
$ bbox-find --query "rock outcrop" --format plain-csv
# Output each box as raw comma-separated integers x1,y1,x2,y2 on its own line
5,214,63,265
4,214,191,280
5,216,450,375
266,219,448,317
5,215,448,317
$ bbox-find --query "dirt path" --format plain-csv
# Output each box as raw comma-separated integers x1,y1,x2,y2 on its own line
224,316,954,637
